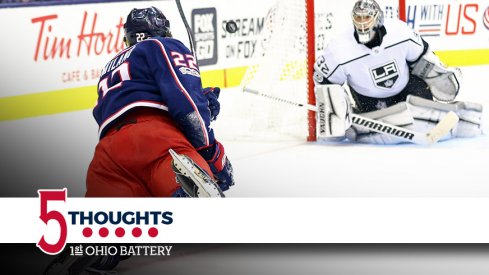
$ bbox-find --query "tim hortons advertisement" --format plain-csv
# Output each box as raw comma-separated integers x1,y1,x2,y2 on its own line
0,1,189,97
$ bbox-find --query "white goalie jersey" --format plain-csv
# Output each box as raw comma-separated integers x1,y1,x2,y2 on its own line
314,18,426,99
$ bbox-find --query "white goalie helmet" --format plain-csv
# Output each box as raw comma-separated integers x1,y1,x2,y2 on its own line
351,0,384,44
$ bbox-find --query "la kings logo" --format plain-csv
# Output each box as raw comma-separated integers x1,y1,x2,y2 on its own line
370,61,399,88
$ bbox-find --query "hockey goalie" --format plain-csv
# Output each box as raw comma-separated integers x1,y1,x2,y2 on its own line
313,0,483,144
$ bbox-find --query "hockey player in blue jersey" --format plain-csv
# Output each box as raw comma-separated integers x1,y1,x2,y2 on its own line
86,6,234,197
45,6,234,275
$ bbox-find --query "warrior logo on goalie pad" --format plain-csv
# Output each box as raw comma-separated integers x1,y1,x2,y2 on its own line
370,61,399,88
352,116,415,140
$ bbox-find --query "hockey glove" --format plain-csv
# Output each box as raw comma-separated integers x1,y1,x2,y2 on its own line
198,141,235,191
203,87,221,121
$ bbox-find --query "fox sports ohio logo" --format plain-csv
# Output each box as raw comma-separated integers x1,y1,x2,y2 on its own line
36,189,173,255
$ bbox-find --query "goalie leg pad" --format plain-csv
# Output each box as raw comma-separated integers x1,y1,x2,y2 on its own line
406,95,483,138
410,50,462,102
315,84,352,139
346,102,415,144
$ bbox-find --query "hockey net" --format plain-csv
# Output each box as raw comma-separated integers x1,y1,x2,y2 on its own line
217,0,315,142
221,0,402,142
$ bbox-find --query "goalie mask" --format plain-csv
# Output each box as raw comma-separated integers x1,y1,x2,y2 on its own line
123,6,172,47
351,0,384,44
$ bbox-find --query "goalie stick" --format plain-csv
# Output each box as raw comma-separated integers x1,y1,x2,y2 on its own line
169,149,225,197
243,87,459,145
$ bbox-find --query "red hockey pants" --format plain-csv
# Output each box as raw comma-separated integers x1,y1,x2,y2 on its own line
86,108,212,197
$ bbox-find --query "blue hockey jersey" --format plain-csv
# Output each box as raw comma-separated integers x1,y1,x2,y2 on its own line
93,37,214,150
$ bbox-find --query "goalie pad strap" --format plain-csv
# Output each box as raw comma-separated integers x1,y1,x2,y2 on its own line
361,101,412,122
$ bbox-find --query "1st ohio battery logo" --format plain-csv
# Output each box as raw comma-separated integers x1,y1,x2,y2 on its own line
36,189,173,255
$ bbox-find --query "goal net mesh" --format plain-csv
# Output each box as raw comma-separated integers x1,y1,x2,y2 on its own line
221,0,312,142
216,0,401,142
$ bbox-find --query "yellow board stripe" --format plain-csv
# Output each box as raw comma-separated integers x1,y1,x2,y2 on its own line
0,67,250,121
0,86,98,121
436,49,489,67
200,66,249,88
0,48,487,121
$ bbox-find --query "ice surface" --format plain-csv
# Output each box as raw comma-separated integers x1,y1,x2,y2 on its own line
217,65,489,197
0,66,487,197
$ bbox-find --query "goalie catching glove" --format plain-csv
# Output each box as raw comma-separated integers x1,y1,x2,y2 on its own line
410,50,462,102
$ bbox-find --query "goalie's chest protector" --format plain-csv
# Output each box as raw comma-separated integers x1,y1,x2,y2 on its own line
321,19,424,98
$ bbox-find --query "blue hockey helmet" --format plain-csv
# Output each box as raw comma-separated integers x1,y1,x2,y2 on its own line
123,6,172,46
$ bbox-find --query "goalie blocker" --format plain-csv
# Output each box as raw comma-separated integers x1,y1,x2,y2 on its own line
315,84,483,144
315,84,352,138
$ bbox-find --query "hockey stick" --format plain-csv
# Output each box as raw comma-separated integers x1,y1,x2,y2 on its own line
175,0,196,56
243,87,459,145
169,149,225,197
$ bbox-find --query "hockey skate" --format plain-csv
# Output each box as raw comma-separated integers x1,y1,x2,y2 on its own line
169,149,225,197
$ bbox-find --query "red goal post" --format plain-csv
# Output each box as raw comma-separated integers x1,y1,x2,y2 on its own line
305,0,316,141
